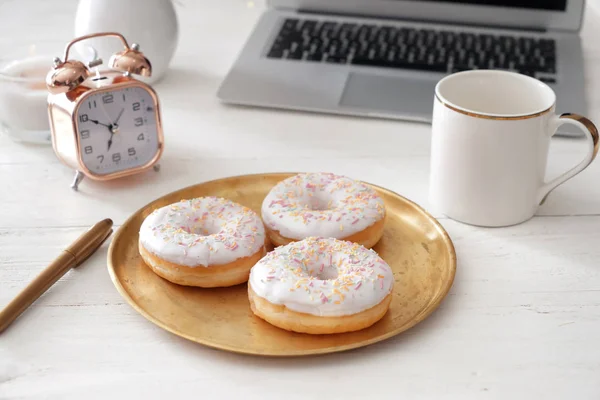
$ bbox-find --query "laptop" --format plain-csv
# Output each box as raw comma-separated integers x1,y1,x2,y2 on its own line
218,0,586,133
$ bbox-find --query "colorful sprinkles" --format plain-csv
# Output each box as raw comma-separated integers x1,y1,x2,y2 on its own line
139,196,265,267
261,173,385,240
249,237,394,317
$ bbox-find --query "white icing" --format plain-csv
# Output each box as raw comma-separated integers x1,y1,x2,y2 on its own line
261,173,385,240
249,237,394,317
139,196,265,267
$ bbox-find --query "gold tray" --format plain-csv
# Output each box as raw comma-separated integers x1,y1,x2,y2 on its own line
107,173,456,356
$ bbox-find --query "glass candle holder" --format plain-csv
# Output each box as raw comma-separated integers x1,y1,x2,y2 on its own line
0,49,55,144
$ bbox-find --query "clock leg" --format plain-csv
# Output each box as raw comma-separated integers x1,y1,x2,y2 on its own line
153,164,161,172
71,171,85,191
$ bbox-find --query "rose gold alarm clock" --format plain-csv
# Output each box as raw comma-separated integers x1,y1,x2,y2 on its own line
46,32,164,190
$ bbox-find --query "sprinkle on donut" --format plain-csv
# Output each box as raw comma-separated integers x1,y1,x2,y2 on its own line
139,196,265,267
261,173,386,241
249,237,394,317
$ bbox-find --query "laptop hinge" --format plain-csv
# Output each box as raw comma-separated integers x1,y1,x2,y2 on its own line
286,8,548,33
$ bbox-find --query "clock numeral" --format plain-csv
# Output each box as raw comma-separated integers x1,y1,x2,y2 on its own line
132,102,141,111
137,133,144,141
134,117,144,127
112,153,121,162
80,130,90,139
122,93,126,102
79,114,88,123
88,100,97,109
128,147,136,156
102,94,114,104
97,155,104,163
84,145,93,154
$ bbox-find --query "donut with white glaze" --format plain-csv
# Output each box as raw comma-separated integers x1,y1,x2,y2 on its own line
248,237,394,334
139,196,267,287
261,173,386,248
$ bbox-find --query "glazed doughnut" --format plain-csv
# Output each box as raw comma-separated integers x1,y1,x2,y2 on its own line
139,196,267,287
261,173,386,248
248,237,394,334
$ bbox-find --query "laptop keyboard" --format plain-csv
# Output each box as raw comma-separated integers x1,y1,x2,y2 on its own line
267,18,557,83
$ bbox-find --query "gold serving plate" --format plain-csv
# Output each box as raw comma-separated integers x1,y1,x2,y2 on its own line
107,173,456,356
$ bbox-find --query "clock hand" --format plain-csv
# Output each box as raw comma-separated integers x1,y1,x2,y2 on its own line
107,127,117,151
89,119,112,129
99,101,114,127
106,108,124,151
106,121,119,151
113,108,124,125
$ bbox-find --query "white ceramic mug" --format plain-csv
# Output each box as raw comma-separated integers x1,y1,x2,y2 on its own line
430,70,599,227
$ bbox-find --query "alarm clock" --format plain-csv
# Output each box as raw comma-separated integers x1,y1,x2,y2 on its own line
46,32,164,190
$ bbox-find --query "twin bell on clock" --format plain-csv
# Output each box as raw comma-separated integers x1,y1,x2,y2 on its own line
46,32,164,191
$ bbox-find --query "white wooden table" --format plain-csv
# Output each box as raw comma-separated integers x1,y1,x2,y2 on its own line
1,1,600,399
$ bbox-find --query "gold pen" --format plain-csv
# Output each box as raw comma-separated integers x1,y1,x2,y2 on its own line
0,218,113,334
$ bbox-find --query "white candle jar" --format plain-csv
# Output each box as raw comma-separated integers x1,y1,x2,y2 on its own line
0,55,53,144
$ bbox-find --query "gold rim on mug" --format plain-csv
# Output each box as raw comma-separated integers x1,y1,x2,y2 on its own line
560,113,600,158
434,94,554,121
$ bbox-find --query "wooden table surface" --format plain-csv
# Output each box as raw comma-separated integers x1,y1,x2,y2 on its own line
1,1,599,399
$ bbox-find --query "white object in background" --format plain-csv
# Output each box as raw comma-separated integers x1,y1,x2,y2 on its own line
0,56,52,144
74,0,178,84
429,70,599,227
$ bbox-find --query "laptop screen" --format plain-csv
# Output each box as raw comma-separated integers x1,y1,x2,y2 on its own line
416,0,567,11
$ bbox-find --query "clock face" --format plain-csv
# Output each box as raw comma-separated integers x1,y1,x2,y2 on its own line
76,86,160,175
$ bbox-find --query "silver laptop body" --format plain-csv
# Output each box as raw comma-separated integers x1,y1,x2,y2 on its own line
218,0,586,132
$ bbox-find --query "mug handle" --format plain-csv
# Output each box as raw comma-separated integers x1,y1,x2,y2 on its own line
537,113,599,205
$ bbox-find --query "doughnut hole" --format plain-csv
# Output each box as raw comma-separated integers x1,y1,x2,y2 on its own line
306,260,339,280
188,219,223,236
306,193,336,211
